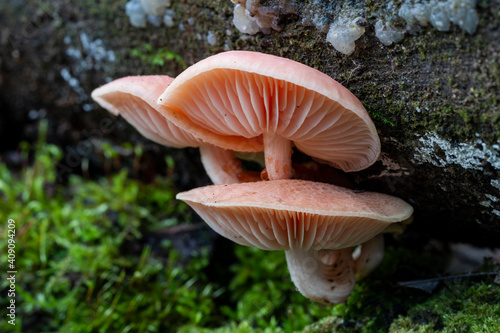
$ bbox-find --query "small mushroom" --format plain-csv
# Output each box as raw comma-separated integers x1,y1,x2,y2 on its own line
91,76,198,147
352,233,385,281
157,51,380,180
91,75,260,184
351,217,413,280
176,179,413,304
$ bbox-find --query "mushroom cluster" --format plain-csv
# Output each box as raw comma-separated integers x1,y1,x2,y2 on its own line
91,51,413,305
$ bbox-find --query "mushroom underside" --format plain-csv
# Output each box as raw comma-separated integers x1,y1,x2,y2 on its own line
176,180,413,304
182,202,392,251
91,55,411,306
92,76,262,185
158,66,380,173
286,247,356,305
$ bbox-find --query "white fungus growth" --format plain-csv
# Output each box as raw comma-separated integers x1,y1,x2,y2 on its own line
230,0,297,34
376,0,479,46
232,4,261,35
226,0,480,55
414,132,500,171
399,1,431,28
147,14,163,27
375,20,405,46
125,0,147,28
123,0,480,55
60,68,87,102
326,16,366,55
480,200,493,208
63,32,116,104
65,32,116,73
430,4,451,31
163,10,175,27
140,0,171,16
398,0,479,34
485,194,499,203
302,11,329,33
300,0,339,33
492,180,500,191
125,0,173,28
206,31,217,45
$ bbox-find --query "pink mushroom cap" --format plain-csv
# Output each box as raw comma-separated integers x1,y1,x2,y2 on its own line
177,179,414,251
157,51,380,172
91,75,262,184
91,75,201,148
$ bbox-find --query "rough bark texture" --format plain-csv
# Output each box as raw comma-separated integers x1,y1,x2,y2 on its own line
0,0,499,246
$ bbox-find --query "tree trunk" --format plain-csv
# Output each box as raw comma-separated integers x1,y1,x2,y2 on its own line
0,0,499,245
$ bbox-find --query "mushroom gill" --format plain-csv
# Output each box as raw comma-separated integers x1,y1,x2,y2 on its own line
176,180,413,305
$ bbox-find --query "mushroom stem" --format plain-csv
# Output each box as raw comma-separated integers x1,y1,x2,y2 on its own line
263,132,293,180
199,145,260,184
353,234,385,281
285,247,356,305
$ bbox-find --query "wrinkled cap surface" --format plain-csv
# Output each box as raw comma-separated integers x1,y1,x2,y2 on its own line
177,180,413,251
158,51,380,171
91,75,201,148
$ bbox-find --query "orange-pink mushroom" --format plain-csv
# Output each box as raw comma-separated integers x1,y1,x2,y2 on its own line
91,75,260,184
177,180,414,304
156,51,381,180
91,54,411,305
352,233,385,281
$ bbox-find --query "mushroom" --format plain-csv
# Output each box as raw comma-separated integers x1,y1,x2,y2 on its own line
156,51,380,181
176,179,414,304
91,75,260,184
352,233,385,281
91,54,408,305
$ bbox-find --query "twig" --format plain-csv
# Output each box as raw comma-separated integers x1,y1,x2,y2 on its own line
398,271,499,287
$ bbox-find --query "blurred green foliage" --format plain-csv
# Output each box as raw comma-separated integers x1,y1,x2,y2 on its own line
131,43,187,69
0,120,498,332
0,121,216,332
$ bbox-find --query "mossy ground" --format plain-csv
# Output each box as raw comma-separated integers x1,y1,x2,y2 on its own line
1,1,499,331
304,256,500,333
1,121,498,332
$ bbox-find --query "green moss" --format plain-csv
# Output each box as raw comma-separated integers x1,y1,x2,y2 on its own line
1,122,499,332
457,108,472,124
303,247,499,333
389,281,500,332
0,121,213,333
131,43,187,69
368,108,396,127
3,0,500,331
